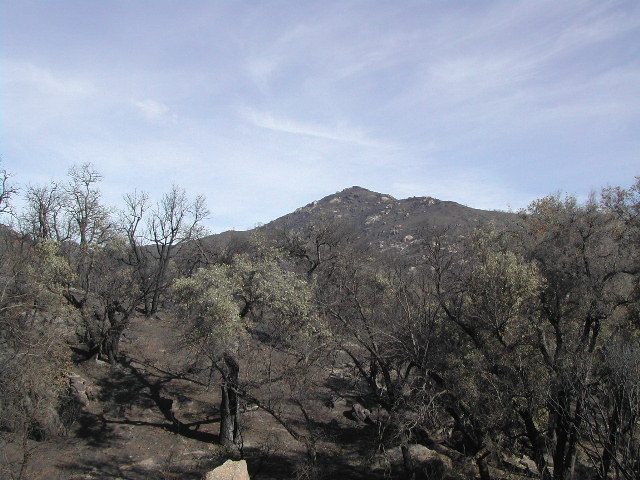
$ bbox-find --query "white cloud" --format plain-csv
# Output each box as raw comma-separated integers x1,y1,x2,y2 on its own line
132,98,172,123
245,57,280,90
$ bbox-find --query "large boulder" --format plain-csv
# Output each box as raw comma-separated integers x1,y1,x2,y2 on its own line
203,459,250,480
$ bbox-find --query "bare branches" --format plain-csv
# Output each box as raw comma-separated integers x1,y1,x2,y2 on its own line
22,183,71,241
65,162,111,247
0,159,19,217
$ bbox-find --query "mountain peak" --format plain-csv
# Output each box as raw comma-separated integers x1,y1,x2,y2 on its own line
334,186,396,201
340,186,373,194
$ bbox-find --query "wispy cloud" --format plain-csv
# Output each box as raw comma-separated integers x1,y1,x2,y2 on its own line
4,60,94,97
241,108,390,148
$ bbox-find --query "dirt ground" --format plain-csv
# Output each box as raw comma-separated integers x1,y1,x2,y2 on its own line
1,313,379,480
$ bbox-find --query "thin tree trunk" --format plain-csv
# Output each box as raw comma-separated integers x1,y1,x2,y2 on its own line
552,389,572,480
599,390,622,480
566,395,583,480
520,408,553,480
149,244,172,316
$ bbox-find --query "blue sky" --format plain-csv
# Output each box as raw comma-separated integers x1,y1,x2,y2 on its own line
2,1,639,232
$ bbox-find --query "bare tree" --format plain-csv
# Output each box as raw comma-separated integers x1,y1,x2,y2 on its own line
21,183,71,242
62,163,113,300
146,185,208,316
119,190,155,314
572,341,640,480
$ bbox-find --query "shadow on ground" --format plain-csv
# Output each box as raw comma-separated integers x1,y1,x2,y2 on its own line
243,446,377,480
58,452,219,480
74,412,122,448
92,356,221,444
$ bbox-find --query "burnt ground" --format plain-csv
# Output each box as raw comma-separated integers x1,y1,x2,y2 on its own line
0,313,384,480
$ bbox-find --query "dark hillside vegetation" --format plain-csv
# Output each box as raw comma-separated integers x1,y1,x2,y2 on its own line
0,160,638,480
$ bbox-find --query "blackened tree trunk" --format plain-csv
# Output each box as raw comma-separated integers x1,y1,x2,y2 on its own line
400,443,416,480
551,387,583,480
475,450,491,480
219,352,240,447
100,304,130,365
519,407,553,480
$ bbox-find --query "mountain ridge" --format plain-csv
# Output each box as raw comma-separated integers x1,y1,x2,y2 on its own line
206,186,516,258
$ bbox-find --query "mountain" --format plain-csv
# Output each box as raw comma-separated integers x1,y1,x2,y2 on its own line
206,186,516,258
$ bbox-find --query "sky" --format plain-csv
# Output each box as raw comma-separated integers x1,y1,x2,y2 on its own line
2,1,639,233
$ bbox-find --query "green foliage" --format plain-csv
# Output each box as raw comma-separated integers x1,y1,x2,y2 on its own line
466,234,543,346
173,237,325,356
28,239,75,284
16,240,77,322
173,264,243,355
